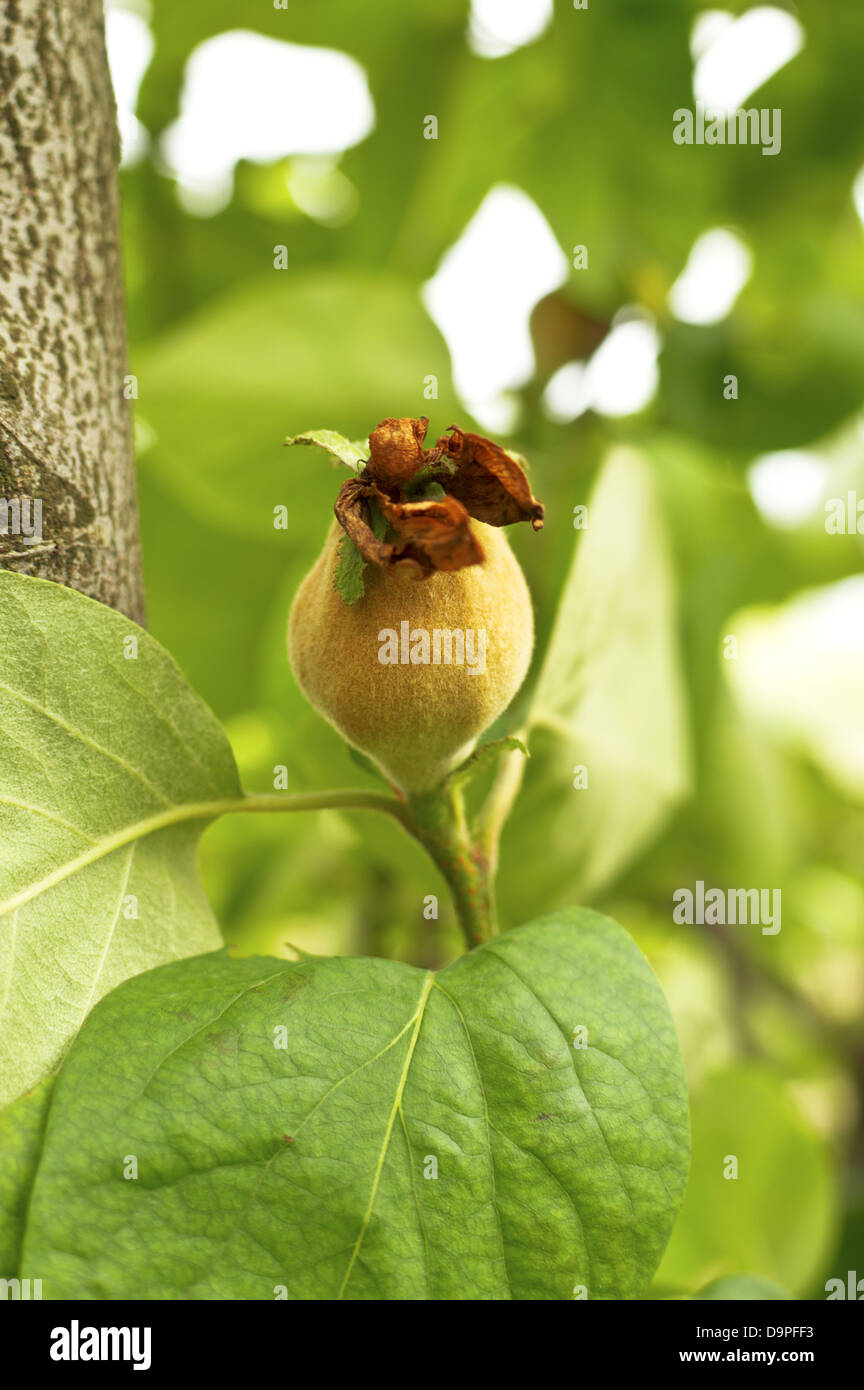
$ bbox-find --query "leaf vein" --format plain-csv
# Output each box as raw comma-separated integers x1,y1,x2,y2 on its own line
338,971,433,1299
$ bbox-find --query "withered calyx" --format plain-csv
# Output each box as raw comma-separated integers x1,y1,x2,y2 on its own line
334,417,544,580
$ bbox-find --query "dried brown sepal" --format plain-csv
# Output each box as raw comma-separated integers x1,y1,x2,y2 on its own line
334,478,483,579
330,417,542,584
439,426,545,531
371,486,484,574
334,478,398,568
367,416,430,486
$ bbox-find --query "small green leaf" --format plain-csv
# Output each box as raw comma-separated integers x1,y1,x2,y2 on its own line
403,463,455,499
332,500,386,605
420,480,446,501
284,429,369,472
345,743,388,784
448,736,528,789
11,908,689,1300
333,534,367,605
0,573,240,1108
368,494,388,539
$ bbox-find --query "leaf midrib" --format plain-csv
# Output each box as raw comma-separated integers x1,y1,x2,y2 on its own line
338,970,434,1299
0,797,244,920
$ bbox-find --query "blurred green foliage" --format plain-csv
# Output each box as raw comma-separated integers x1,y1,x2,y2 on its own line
122,0,863,1298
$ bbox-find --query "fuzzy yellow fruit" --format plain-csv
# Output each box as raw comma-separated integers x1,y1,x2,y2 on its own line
288,519,533,792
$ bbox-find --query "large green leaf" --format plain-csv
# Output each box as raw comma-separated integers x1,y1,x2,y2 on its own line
13,909,688,1300
504,448,690,909
0,574,240,1108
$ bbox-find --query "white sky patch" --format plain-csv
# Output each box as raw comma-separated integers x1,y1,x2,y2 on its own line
544,362,591,424
668,228,753,325
543,311,661,422
690,9,735,61
468,0,554,59
583,314,661,417
692,6,805,112
853,165,864,228
105,1,154,167
747,450,829,529
160,31,374,214
727,576,864,800
423,185,567,433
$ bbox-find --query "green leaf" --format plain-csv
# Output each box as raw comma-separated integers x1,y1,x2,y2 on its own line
448,736,528,789
137,465,292,720
136,3,468,281
368,495,387,540
0,1078,54,1277
656,1065,838,1297
345,743,389,785
135,269,461,541
333,494,387,605
0,573,240,1108
333,534,367,605
695,1275,795,1301
14,909,688,1300
403,465,455,500
284,430,369,473
523,447,690,898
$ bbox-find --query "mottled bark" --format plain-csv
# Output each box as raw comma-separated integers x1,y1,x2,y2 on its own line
0,0,145,623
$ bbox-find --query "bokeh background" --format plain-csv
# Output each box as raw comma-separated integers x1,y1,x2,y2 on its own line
106,0,864,1298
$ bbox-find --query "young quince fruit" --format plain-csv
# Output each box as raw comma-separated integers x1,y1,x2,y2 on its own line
286,417,543,793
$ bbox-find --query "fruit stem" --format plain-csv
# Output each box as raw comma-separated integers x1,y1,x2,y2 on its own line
405,783,496,949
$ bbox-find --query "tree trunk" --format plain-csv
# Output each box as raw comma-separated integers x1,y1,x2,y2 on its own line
0,0,146,624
